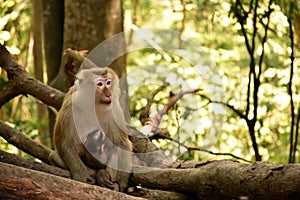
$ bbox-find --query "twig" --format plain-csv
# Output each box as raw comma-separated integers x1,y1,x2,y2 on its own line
199,94,247,120
139,82,170,124
152,130,251,163
287,9,296,163
156,88,201,122
140,87,201,136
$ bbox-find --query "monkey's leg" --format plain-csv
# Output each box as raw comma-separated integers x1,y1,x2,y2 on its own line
104,151,121,191
60,143,94,184
49,151,67,169
116,147,132,192
104,147,132,192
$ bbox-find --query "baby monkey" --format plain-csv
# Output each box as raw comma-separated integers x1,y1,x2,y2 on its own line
52,67,132,192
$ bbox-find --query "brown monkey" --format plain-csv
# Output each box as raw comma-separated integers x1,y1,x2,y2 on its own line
51,67,132,192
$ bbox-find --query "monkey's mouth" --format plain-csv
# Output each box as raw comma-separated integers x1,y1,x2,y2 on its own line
103,94,112,104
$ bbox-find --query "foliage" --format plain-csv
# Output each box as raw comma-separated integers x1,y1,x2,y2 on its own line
123,0,300,163
0,0,41,155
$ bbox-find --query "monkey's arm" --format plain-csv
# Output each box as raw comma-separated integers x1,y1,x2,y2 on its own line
54,109,95,184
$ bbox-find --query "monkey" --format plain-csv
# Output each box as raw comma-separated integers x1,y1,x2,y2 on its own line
51,67,132,192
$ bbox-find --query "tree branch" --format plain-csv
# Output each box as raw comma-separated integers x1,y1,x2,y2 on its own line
0,44,64,110
0,162,144,200
141,88,201,135
150,130,251,163
139,82,170,125
0,120,56,165
132,160,300,200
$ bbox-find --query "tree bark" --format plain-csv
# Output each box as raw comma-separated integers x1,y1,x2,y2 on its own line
132,160,300,200
0,150,193,200
0,162,144,200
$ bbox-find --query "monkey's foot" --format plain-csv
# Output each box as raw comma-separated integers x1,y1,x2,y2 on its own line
96,169,116,190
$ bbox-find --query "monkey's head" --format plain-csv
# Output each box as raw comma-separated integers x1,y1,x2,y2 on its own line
75,67,119,105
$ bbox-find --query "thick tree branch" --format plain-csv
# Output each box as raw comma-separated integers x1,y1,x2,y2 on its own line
0,44,64,110
132,160,300,200
0,84,21,108
0,162,144,200
0,120,56,165
0,150,70,178
0,150,191,200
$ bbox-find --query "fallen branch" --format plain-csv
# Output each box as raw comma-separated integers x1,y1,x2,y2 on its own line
0,150,191,200
132,160,300,200
0,162,144,200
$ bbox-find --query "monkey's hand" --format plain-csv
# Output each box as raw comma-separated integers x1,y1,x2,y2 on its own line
96,169,119,191
69,165,96,185
86,167,97,185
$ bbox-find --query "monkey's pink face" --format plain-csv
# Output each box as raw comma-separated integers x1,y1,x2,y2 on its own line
96,78,113,104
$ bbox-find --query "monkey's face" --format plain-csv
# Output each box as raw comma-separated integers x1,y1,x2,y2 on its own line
96,77,113,104
75,68,118,105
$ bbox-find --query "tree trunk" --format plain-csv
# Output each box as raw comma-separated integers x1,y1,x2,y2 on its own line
33,0,50,146
50,0,126,92
42,0,64,141
43,0,64,83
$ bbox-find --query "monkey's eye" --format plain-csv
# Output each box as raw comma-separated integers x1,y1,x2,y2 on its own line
106,79,112,86
97,81,104,87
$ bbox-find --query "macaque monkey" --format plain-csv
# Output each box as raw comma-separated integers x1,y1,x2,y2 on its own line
51,67,132,192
